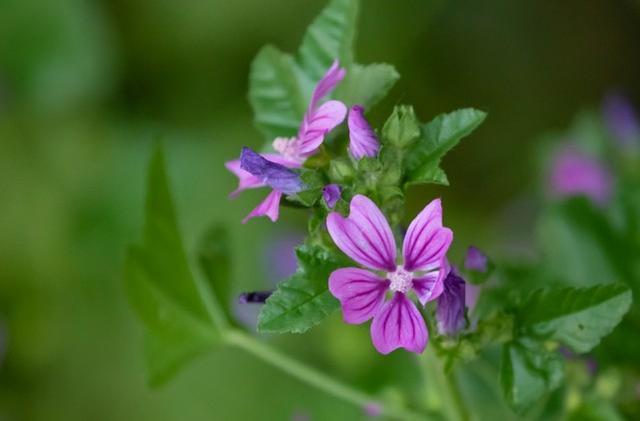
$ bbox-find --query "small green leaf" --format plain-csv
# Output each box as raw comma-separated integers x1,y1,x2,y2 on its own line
405,108,486,186
518,284,632,353
288,169,326,207
248,46,306,141
258,245,350,333
382,105,421,148
500,339,564,413
337,63,399,109
124,145,223,386
297,0,357,81
328,157,355,183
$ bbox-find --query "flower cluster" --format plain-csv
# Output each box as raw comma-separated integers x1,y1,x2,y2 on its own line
226,60,474,354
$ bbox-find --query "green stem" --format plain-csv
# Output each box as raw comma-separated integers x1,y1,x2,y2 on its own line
420,349,469,421
225,329,427,420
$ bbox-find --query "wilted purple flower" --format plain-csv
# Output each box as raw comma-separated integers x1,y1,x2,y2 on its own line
235,147,304,223
327,195,453,354
227,60,347,222
322,184,341,208
436,269,466,335
348,105,380,159
603,93,640,147
464,246,488,273
240,147,304,195
548,146,613,206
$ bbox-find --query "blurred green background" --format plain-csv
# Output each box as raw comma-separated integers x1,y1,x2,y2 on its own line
1,0,639,419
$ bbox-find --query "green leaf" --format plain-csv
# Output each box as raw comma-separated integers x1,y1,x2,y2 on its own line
382,105,421,148
297,0,357,81
517,284,632,353
197,224,233,321
288,169,326,207
257,245,350,333
337,63,399,109
537,198,635,289
500,339,564,413
124,145,223,386
405,108,486,186
248,46,306,141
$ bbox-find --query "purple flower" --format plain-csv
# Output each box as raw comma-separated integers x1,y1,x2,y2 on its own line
227,60,347,223
603,93,640,147
464,246,488,273
548,146,613,206
240,147,304,195
348,105,380,159
322,184,341,209
436,270,466,335
327,195,453,354
273,61,347,161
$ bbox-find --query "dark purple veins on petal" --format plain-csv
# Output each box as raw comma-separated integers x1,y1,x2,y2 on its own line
436,271,466,335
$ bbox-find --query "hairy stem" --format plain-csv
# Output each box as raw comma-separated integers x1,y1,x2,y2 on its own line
225,329,428,420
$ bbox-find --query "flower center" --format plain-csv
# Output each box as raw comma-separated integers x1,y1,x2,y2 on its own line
273,137,301,161
387,265,414,294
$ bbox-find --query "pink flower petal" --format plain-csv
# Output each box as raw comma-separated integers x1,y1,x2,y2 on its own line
309,60,346,111
402,198,453,272
327,195,397,271
297,100,347,157
225,159,263,197
242,190,283,223
370,292,428,354
412,260,448,305
348,105,380,159
329,268,389,324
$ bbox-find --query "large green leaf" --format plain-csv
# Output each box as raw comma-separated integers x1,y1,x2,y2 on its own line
537,198,635,289
405,108,486,186
297,0,357,81
500,339,564,413
197,224,233,322
124,146,224,386
336,63,399,109
517,284,631,353
249,0,399,144
248,46,306,141
257,245,349,333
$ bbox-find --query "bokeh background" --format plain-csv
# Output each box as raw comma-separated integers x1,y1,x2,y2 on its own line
1,0,639,419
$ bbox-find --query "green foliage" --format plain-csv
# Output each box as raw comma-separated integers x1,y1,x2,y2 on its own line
517,284,632,353
382,105,421,148
124,146,227,386
248,46,305,141
297,0,357,82
257,245,350,333
537,198,635,289
405,108,487,186
336,63,399,109
197,224,233,321
288,169,326,207
248,0,399,143
500,339,564,413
